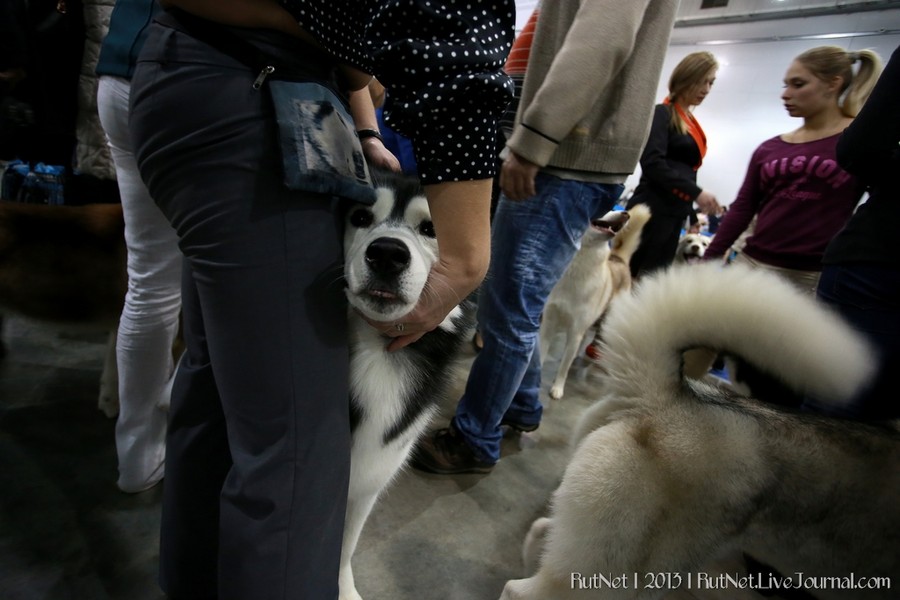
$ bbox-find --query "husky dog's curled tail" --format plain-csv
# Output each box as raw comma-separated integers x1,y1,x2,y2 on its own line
598,262,875,405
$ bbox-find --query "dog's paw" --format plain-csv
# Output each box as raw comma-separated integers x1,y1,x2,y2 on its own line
339,569,364,600
502,573,576,600
523,516,552,574
338,587,364,600
500,577,540,600
549,383,565,401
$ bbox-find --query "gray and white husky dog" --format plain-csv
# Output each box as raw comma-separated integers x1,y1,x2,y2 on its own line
340,171,474,600
502,262,899,600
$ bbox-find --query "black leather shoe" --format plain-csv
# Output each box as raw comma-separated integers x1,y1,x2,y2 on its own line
410,425,494,474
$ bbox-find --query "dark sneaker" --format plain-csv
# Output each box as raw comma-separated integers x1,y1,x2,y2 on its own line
410,425,494,474
500,418,539,433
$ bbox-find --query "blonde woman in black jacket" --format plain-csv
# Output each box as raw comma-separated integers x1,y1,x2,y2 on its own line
627,51,721,278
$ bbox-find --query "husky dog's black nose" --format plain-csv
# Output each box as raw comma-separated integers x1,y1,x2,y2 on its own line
365,237,411,275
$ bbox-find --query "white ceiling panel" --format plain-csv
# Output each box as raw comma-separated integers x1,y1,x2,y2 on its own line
514,0,900,36
676,0,900,23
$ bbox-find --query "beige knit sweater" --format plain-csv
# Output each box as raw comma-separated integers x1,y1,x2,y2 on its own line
506,0,678,180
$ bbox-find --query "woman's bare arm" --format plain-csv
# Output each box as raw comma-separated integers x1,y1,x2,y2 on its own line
384,179,492,351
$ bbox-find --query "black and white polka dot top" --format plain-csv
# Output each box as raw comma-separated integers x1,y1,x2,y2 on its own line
281,0,515,184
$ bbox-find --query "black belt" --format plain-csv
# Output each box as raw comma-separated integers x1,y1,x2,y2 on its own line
154,8,340,90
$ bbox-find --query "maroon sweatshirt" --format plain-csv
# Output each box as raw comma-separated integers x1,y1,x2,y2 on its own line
706,132,865,271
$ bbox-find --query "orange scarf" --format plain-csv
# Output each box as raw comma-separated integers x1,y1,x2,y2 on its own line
665,98,707,171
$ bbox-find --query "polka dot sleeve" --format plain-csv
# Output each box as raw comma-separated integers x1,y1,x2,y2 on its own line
281,0,515,184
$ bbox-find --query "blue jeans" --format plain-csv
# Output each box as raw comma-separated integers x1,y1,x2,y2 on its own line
804,263,900,420
453,173,623,463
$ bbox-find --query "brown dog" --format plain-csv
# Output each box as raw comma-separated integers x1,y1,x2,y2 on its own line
0,200,126,416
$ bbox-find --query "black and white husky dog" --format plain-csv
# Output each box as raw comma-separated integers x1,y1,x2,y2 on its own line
340,170,474,600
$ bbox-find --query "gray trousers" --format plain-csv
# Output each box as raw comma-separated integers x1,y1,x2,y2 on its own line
129,19,350,600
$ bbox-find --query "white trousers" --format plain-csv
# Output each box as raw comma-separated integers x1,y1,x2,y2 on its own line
97,76,182,493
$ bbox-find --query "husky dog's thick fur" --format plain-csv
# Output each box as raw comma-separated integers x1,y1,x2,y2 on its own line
540,205,650,400
0,200,126,416
340,171,474,600
502,263,898,600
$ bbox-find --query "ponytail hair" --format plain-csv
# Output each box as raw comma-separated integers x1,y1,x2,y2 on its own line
794,45,883,117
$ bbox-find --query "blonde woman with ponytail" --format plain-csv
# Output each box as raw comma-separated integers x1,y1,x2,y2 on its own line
706,46,883,293
627,51,721,278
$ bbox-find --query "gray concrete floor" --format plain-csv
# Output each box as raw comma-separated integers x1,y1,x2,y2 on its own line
1,316,779,600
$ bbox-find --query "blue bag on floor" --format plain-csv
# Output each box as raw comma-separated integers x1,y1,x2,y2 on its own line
0,160,66,204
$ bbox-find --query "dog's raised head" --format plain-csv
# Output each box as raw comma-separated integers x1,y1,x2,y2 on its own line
675,232,710,264
583,209,630,248
343,170,437,323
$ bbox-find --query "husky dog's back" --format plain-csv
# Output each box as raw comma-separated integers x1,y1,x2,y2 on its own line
503,263,898,600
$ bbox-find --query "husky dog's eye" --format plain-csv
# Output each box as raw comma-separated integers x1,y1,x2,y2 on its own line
350,209,374,228
418,220,435,238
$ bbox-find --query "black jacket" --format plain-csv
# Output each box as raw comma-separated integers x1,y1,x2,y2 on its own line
628,103,702,218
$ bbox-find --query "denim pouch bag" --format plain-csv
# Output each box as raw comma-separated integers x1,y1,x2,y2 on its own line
152,9,377,206
269,80,376,206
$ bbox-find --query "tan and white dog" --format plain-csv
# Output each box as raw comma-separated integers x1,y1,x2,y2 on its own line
540,204,650,400
674,231,710,264
0,200,126,416
502,263,898,600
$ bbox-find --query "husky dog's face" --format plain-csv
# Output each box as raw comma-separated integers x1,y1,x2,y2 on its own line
344,174,438,322
582,209,629,247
